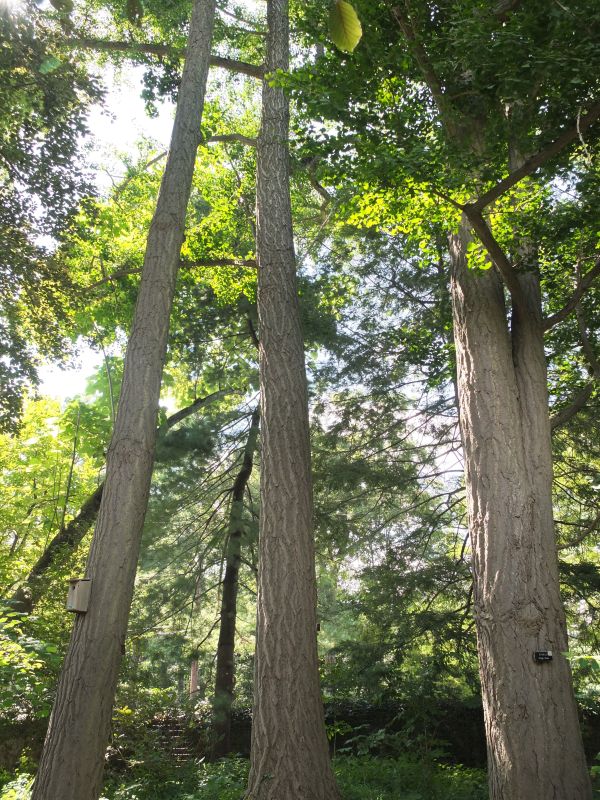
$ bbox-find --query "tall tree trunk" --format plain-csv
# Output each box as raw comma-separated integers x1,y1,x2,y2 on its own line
212,406,260,759
30,3,216,799
9,390,227,615
246,2,339,797
449,218,591,800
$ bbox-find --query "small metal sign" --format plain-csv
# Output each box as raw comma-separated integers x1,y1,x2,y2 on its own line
534,650,553,663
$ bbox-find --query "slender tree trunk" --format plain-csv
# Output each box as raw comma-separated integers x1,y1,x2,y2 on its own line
246,2,339,797
212,406,260,759
190,659,199,698
449,218,591,800
9,390,227,614
30,3,216,799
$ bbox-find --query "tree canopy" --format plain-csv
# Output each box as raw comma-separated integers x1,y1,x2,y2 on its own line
1,1,599,798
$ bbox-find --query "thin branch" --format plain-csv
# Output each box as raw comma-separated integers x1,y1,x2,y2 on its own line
552,302,600,429
206,133,257,147
302,156,333,207
92,323,116,423
63,37,264,79
216,2,266,35
87,258,257,289
117,151,168,194
59,405,81,533
183,257,257,269
493,0,522,20
162,388,235,429
472,101,600,212
558,510,600,550
115,133,255,194
308,173,332,206
86,268,141,289
462,206,527,314
8,389,235,612
576,305,600,379
391,3,459,138
550,383,595,430
544,257,600,330
247,316,259,349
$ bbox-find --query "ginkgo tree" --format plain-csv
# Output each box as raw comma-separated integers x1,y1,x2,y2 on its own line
288,1,600,797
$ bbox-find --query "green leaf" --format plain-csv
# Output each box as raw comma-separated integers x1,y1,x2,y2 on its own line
329,0,363,53
126,0,144,25
39,56,61,74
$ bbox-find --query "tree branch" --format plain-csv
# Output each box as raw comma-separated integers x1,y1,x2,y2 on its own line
184,257,257,269
558,510,600,550
549,273,600,430
216,2,266,36
543,257,600,330
391,4,459,138
472,101,600,212
493,0,523,18
116,134,255,194
7,389,235,613
117,151,168,194
462,206,528,314
206,133,257,147
64,37,264,79
550,383,595,430
308,172,332,206
247,315,259,349
87,258,257,289
161,388,235,429
576,306,600,379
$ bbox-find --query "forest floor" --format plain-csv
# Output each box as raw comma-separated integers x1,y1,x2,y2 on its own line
2,755,488,800
4,753,600,798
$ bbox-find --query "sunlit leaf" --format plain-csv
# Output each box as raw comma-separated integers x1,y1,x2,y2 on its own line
39,56,61,74
329,0,362,53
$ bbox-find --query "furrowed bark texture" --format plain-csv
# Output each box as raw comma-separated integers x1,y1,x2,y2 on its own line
30,3,216,799
246,2,339,797
450,219,591,800
212,406,260,759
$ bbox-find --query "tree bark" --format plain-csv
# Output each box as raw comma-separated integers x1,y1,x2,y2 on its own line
211,406,260,759
245,2,339,797
9,390,228,614
190,658,199,698
449,218,591,800
30,3,216,799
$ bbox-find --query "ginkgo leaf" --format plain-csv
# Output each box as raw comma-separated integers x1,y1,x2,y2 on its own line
329,0,363,53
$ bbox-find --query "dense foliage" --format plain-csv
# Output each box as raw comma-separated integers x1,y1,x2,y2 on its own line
1,0,599,796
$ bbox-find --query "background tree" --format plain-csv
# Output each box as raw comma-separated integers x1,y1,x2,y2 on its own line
0,0,101,431
246,0,339,797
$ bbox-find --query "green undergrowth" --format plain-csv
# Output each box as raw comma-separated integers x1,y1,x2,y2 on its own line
6,755,600,799
2,755,489,800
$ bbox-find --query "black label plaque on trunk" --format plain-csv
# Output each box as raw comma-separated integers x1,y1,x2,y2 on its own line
534,650,553,663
